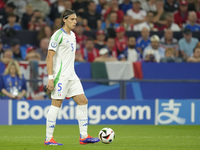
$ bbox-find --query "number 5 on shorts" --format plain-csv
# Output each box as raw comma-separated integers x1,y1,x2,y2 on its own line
58,83,62,91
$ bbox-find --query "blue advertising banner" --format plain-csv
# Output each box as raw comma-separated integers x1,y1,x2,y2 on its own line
0,100,9,125
11,100,155,125
155,99,200,125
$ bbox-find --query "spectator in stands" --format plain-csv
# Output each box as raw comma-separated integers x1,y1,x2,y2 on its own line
0,2,17,26
127,0,146,25
10,39,25,61
83,1,101,30
144,50,156,62
121,15,134,31
0,49,13,65
154,13,181,31
25,46,41,61
0,60,27,100
179,28,199,59
75,51,85,62
96,0,107,14
21,4,34,30
94,48,117,62
64,0,72,9
141,0,157,13
195,0,200,23
101,11,120,31
154,0,167,24
119,0,133,14
164,0,179,13
49,0,65,22
160,48,182,62
7,0,26,19
186,47,200,62
160,29,179,56
3,14,22,31
28,10,47,31
136,27,151,55
104,0,124,23
134,11,155,31
95,30,106,50
143,35,165,62
174,0,188,28
115,26,128,55
185,11,200,31
28,0,50,17
72,0,88,17
123,37,140,62
101,1,109,19
36,38,49,61
74,22,87,50
37,25,52,41
80,37,99,62
106,37,118,58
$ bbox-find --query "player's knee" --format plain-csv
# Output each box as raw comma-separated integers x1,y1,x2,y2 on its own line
79,97,88,105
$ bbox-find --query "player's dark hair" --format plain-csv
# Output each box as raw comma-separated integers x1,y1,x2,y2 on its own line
60,9,76,27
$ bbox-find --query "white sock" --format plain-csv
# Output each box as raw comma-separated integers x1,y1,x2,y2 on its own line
46,105,60,141
77,104,88,139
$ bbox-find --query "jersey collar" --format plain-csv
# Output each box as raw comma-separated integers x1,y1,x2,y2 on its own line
60,28,71,35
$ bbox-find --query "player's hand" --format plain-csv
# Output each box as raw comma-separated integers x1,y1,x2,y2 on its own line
46,79,54,93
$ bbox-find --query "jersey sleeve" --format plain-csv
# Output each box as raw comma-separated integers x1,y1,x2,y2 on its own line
48,29,63,52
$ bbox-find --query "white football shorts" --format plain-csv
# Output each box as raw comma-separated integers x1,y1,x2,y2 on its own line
51,78,84,100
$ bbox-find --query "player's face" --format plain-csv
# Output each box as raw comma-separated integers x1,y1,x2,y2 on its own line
64,14,77,30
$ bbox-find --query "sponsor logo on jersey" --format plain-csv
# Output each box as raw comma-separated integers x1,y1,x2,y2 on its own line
51,41,57,48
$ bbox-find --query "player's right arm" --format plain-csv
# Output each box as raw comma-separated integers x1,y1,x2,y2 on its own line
46,29,63,93
46,50,55,93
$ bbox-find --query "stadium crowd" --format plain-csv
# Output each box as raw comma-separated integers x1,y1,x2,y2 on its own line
0,0,200,64
0,0,200,100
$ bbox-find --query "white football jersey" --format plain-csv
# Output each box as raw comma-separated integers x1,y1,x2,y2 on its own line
48,28,77,80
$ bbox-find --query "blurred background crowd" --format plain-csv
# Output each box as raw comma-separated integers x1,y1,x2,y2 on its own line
0,0,200,65
0,0,200,100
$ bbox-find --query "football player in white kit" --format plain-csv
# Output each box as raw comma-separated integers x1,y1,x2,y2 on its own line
44,9,100,145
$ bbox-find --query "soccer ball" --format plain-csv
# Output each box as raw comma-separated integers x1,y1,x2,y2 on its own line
99,127,115,144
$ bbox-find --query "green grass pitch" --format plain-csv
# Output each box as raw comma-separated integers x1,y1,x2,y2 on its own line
0,125,199,150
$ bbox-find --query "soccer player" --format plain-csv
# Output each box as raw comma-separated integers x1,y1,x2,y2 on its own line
44,9,100,146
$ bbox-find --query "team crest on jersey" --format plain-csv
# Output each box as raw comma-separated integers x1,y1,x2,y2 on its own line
51,41,57,48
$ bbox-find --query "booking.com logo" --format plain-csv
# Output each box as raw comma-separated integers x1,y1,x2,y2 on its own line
16,101,152,124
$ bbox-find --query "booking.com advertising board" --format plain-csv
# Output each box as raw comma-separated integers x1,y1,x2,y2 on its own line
0,99,199,125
